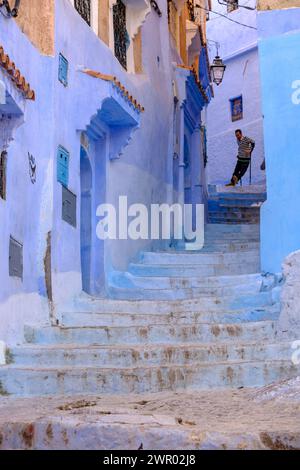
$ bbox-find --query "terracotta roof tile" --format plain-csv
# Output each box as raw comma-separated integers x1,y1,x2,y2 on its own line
81,68,144,112
0,45,35,100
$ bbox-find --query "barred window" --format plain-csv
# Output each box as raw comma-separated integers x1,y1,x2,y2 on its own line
74,0,91,25
113,0,127,70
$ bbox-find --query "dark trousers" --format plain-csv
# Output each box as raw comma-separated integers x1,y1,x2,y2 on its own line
231,159,250,183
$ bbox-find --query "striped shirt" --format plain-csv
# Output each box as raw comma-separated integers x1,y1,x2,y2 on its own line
237,136,255,162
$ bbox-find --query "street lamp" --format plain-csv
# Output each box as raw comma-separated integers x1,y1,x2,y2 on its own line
210,55,226,86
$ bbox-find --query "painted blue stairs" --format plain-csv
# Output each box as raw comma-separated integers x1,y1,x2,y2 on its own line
207,185,266,224
0,188,298,396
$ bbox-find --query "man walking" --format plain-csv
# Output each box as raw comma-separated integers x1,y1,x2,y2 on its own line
226,129,255,186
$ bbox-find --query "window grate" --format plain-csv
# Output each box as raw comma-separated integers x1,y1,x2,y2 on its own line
113,0,127,70
74,0,91,25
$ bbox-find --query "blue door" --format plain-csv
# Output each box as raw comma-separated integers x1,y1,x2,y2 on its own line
80,146,92,293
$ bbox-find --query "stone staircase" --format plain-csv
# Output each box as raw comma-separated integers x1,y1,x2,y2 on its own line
0,187,298,397
208,185,266,224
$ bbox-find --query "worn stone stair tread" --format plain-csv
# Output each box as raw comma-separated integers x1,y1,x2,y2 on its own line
0,358,295,371
23,321,277,347
62,303,279,318
74,293,274,311
11,337,291,351
26,319,276,330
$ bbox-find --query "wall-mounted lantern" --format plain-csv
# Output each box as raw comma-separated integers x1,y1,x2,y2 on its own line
0,0,21,18
210,55,226,86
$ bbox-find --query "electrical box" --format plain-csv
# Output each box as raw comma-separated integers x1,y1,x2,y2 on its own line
62,186,77,228
9,236,23,280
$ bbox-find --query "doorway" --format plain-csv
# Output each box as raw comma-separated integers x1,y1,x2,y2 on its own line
80,146,92,294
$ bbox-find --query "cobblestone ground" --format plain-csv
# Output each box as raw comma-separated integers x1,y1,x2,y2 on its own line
0,377,299,450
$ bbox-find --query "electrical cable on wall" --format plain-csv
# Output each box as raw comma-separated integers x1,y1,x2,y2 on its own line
195,3,257,30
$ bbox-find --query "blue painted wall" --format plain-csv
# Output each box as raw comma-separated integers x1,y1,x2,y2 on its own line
258,8,300,273
0,0,210,343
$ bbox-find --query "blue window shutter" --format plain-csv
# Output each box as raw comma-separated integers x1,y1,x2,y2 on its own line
58,53,68,86
57,146,69,187
230,95,243,122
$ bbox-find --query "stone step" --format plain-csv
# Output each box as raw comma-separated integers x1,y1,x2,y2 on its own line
125,262,261,281
71,295,274,315
205,223,260,233
208,211,260,220
200,242,260,253
8,341,291,368
139,250,260,266
207,186,266,199
129,263,262,284
108,278,272,299
205,233,259,240
208,203,261,212
23,320,276,346
126,272,265,286
164,241,260,251
208,218,259,225
219,202,263,208
60,305,280,327
108,283,263,300
110,273,264,295
208,211,260,219
0,360,297,396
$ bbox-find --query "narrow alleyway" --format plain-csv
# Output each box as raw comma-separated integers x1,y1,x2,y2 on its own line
0,185,298,395
0,184,299,449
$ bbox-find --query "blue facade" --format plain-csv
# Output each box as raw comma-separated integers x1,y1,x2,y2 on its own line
258,7,300,273
0,0,211,344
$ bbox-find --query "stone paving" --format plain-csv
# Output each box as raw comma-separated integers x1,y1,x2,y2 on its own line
0,377,299,450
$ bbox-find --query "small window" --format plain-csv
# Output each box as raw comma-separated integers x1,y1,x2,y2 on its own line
9,236,23,280
227,0,238,13
230,95,243,122
0,150,7,200
57,146,69,187
58,53,68,87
